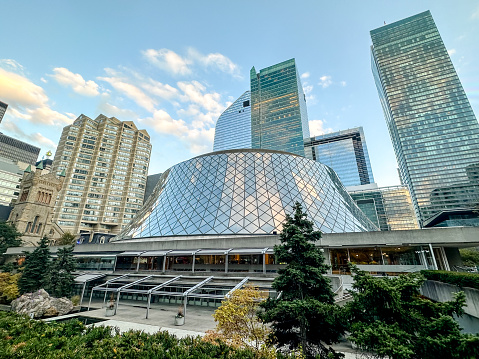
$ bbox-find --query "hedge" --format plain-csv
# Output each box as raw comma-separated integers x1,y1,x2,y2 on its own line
421,270,479,290
0,312,263,359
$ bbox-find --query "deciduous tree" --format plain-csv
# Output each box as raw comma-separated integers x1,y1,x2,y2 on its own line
204,285,274,358
259,202,345,359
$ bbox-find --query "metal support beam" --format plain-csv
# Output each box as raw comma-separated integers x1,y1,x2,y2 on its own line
182,276,214,320
114,275,153,315
429,243,438,270
226,277,249,298
146,276,182,319
80,282,86,307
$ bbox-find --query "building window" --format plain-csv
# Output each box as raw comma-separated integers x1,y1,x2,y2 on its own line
25,222,32,233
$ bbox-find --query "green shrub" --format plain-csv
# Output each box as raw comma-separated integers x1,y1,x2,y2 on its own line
0,312,264,359
421,270,479,290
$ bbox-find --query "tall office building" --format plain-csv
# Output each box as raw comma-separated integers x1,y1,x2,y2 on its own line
213,91,252,152
250,59,310,156
0,101,7,123
52,114,151,241
348,184,419,231
0,132,40,165
304,127,374,187
0,157,23,207
371,11,479,225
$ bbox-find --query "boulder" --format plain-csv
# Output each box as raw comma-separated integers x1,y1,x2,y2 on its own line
11,289,73,318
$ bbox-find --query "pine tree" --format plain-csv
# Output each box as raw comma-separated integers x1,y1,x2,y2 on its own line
259,202,345,359
18,236,51,294
46,245,76,298
346,265,479,359
0,221,22,263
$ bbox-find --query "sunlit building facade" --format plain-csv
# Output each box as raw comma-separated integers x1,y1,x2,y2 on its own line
213,91,252,151
250,59,310,156
348,184,419,231
52,114,151,240
371,11,479,225
304,127,374,187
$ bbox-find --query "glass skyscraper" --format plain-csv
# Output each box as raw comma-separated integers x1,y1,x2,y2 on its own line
371,11,479,225
213,91,251,152
250,59,310,156
349,184,419,231
304,127,374,187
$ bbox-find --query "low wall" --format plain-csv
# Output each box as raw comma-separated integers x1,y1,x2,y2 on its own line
420,280,479,333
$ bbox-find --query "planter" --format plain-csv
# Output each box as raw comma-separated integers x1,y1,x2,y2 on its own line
105,307,115,317
174,316,185,326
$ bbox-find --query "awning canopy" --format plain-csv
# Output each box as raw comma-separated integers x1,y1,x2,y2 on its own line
196,249,231,255
166,249,200,256
118,251,146,257
228,248,269,255
74,273,106,283
140,250,172,257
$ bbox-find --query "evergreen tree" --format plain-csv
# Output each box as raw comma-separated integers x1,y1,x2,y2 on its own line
0,221,22,265
46,245,76,297
56,232,77,246
18,236,51,294
346,265,479,359
259,202,345,359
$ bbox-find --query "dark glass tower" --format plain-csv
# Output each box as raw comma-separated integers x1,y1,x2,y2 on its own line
371,11,479,225
304,127,374,187
250,59,310,156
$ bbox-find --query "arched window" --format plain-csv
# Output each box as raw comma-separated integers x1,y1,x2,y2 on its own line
36,223,42,234
25,222,32,233
31,216,39,233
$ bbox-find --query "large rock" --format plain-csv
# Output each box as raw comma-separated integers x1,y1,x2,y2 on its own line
11,289,73,318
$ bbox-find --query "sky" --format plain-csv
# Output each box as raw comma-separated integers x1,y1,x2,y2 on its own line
1,1,478,187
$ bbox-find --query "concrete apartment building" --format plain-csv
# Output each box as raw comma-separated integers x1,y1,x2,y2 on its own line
52,114,151,242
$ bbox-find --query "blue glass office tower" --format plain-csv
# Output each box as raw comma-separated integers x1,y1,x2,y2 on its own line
371,11,479,225
213,91,251,152
250,59,310,156
304,127,374,187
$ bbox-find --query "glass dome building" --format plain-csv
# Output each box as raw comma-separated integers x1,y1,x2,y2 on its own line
115,149,378,240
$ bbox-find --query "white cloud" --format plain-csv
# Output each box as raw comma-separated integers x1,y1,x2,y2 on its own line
50,67,100,96
447,49,456,56
319,75,333,88
301,72,310,79
143,48,241,78
98,69,157,112
142,49,191,75
472,5,479,19
40,77,47,83
187,48,241,78
141,109,215,154
141,79,180,103
340,81,347,87
177,80,224,113
302,82,315,103
97,101,138,120
309,119,333,136
2,120,57,151
0,67,73,126
0,59,25,74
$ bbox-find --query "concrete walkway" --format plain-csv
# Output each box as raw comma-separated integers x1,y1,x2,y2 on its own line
81,300,216,337
74,300,365,357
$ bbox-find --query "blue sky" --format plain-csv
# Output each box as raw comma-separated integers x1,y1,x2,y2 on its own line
1,1,478,187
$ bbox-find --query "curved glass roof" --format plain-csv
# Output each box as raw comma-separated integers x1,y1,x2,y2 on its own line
115,149,378,240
